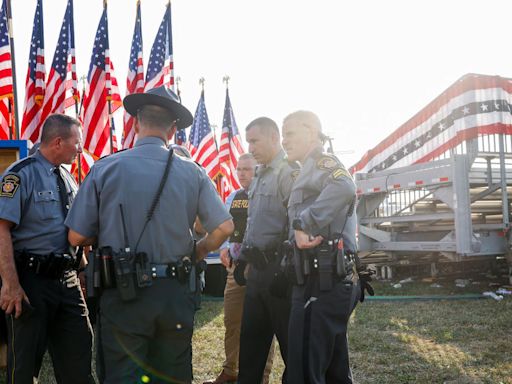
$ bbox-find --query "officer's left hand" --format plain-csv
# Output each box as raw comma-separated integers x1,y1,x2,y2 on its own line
295,230,323,249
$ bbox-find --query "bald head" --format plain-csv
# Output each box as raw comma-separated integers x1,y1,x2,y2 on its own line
282,110,323,163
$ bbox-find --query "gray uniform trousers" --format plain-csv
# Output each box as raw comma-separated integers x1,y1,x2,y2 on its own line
288,274,360,384
97,278,198,384
238,262,290,384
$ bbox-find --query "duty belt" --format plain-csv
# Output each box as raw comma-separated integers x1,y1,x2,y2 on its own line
242,246,281,270
14,251,76,279
150,263,188,280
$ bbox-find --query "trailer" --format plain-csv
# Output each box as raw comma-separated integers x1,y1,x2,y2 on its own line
352,74,512,280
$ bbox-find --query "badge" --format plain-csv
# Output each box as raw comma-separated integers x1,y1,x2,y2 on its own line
291,169,300,181
316,155,340,171
0,174,20,198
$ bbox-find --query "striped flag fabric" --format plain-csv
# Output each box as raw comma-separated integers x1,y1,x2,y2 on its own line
20,0,45,145
350,74,512,174
81,6,122,160
189,90,219,179
36,0,77,135
145,1,174,91
0,0,13,140
122,0,144,149
218,87,245,197
71,147,95,184
175,128,186,145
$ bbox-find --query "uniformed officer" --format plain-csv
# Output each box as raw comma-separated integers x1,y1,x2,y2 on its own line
282,110,361,384
205,153,275,384
237,117,298,384
65,86,234,384
0,114,94,384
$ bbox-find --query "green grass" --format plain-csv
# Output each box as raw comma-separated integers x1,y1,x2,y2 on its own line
2,281,511,383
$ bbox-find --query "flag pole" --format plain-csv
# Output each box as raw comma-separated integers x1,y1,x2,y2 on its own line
77,74,87,184
5,0,19,139
167,0,173,92
104,0,114,154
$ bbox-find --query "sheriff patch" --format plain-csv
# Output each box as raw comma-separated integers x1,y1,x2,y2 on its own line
316,155,340,171
0,174,20,198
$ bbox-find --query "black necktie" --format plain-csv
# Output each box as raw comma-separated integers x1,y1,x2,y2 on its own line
53,167,70,215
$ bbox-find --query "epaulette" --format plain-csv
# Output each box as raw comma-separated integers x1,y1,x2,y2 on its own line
8,157,36,173
97,148,128,162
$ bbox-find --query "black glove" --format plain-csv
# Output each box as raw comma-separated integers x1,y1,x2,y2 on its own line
233,260,247,286
358,269,375,303
269,271,289,299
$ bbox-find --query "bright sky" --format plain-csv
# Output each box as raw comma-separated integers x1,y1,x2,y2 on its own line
11,0,512,167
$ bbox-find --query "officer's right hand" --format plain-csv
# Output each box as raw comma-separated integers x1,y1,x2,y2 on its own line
219,248,230,268
295,230,323,249
0,282,30,319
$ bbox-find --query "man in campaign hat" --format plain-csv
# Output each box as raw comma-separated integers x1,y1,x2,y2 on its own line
66,86,234,384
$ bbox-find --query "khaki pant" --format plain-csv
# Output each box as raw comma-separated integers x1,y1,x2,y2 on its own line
223,265,275,382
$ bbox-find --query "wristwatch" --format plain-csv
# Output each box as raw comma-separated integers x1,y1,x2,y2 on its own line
292,218,304,231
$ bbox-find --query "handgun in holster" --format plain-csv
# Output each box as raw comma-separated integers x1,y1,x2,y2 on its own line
188,241,198,293
292,242,305,286
85,247,102,298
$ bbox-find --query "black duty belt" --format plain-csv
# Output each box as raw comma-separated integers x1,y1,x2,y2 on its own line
14,251,76,279
242,247,281,270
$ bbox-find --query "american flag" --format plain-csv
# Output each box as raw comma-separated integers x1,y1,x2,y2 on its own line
350,74,512,174
36,0,77,134
122,0,143,149
20,0,45,145
81,7,122,160
0,0,13,140
145,1,174,91
175,128,186,145
218,88,245,197
189,90,219,179
71,147,95,184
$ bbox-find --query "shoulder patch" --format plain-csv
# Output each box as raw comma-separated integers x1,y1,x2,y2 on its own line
316,155,340,171
291,169,300,181
331,167,352,180
1,174,20,198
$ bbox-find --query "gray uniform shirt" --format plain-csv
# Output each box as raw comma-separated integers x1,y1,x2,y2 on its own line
288,146,357,252
65,136,231,264
243,149,297,250
0,151,77,254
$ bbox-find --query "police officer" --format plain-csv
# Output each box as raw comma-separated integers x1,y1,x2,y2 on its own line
0,114,94,384
282,110,361,384
205,153,275,384
65,86,234,384
237,117,298,384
